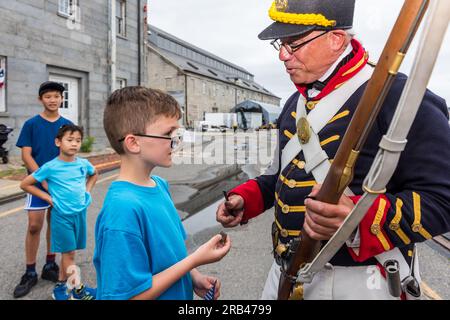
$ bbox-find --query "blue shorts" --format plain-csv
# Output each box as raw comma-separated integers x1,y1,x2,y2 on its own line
50,209,87,253
24,183,51,211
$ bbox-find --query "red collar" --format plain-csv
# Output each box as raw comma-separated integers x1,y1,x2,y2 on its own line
295,39,369,101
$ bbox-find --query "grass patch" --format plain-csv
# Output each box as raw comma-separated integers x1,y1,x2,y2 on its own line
81,136,95,153
0,168,27,179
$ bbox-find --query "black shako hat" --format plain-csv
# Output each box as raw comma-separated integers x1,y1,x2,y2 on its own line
38,81,65,97
258,0,356,40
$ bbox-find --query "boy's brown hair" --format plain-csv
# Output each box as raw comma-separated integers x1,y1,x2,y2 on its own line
104,86,181,154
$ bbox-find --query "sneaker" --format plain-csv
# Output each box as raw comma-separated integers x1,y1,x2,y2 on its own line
41,262,59,282
52,282,71,300
13,272,38,298
71,285,96,300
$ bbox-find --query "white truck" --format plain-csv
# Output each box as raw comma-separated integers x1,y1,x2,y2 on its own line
204,113,237,128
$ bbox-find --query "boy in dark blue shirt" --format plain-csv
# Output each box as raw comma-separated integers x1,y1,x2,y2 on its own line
94,87,231,300
13,81,72,298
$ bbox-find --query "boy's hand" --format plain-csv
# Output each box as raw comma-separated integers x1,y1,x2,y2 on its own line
193,234,231,266
44,194,54,207
216,195,244,228
192,273,221,300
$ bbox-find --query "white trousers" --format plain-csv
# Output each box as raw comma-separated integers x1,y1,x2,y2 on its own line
261,261,398,300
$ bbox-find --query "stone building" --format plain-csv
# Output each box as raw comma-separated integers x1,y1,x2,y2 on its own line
0,0,146,153
147,25,281,128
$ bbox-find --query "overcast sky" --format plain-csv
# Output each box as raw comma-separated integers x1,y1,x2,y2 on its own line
148,0,449,107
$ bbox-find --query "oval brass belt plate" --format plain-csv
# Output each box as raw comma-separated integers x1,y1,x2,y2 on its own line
297,117,311,144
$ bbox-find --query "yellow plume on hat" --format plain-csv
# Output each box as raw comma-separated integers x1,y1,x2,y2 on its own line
269,1,337,27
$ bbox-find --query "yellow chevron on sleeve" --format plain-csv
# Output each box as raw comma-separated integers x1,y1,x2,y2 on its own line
291,111,297,119
389,198,411,245
371,198,391,251
412,192,432,240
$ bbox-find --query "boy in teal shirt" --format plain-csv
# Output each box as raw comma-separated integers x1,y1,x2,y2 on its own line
21,124,98,300
14,81,72,298
94,87,231,300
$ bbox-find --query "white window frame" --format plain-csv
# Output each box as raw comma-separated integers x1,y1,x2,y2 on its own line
202,82,206,95
116,78,127,89
0,56,6,112
58,0,78,17
165,77,173,90
116,0,127,37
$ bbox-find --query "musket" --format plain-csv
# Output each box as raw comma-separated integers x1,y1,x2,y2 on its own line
278,0,430,300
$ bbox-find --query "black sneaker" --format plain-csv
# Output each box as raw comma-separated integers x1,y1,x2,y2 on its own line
13,272,38,298
41,262,59,282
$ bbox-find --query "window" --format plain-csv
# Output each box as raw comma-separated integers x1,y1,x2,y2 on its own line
0,56,6,112
212,107,218,113
116,0,126,37
187,62,199,70
161,38,169,50
52,81,70,110
58,0,72,16
116,78,127,89
208,69,218,77
165,78,172,90
58,0,78,17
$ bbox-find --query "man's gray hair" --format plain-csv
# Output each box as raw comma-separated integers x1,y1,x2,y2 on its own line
346,28,356,38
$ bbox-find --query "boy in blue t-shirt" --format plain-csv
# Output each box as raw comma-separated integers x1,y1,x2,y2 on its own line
94,87,231,300
21,124,98,300
14,81,72,298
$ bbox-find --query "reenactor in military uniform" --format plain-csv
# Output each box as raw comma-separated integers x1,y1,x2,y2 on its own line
216,0,450,299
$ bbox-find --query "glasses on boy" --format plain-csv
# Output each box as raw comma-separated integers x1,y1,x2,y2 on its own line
118,129,184,150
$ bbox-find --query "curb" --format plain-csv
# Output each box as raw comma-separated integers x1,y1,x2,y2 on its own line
93,160,121,175
0,191,27,206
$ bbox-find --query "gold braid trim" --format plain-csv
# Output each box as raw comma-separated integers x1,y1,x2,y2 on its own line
269,2,337,27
